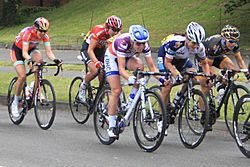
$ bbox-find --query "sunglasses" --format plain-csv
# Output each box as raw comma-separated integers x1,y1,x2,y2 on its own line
111,27,121,32
225,38,237,44
38,29,47,33
135,42,146,46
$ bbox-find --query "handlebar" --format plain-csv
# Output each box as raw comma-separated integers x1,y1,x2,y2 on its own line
27,61,63,76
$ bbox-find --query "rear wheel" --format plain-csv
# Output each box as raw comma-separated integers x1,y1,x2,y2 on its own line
7,77,26,125
178,89,209,149
225,84,249,138
233,94,250,158
69,77,90,124
93,86,115,145
133,90,167,152
34,79,56,130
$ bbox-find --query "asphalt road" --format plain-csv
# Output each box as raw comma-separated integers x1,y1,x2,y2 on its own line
0,104,249,167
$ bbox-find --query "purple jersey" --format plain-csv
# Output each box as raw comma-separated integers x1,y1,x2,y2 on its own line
108,33,151,57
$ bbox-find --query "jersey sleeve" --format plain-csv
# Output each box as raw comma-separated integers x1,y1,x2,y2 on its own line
196,43,206,60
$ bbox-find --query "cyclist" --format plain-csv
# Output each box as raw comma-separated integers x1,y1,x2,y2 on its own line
196,25,250,95
104,25,167,137
157,22,210,112
195,25,250,128
10,17,63,118
77,15,122,102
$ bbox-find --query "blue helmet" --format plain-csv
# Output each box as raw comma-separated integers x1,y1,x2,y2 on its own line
129,25,149,43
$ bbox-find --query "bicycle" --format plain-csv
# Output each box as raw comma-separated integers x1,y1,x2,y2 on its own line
233,93,250,158
206,69,249,138
93,69,168,152
150,71,210,149
68,56,107,124
7,61,62,130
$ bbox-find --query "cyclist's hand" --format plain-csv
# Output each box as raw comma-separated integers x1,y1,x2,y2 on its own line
159,76,171,86
245,72,250,80
94,61,103,69
128,76,136,85
27,58,34,69
53,58,63,66
175,75,183,83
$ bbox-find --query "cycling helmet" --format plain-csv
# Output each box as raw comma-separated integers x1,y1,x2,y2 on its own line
221,25,240,40
106,15,122,31
186,22,205,44
129,25,149,43
34,17,49,31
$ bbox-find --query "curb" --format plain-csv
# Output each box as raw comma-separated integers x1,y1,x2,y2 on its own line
0,95,69,112
0,95,228,132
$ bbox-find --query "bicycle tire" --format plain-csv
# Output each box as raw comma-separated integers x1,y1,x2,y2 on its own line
133,90,167,152
34,79,56,130
69,76,90,124
178,89,209,149
7,77,26,125
93,86,115,145
224,84,249,138
233,94,250,158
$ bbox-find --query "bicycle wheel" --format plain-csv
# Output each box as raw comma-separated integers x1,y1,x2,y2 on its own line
149,85,161,93
93,86,115,145
178,89,209,149
225,84,249,138
233,94,250,158
69,76,90,124
7,77,26,125
133,90,167,152
34,79,56,130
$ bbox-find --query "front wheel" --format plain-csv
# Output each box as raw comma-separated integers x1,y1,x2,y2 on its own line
93,86,115,145
7,77,26,125
178,89,209,149
133,90,167,152
224,84,249,138
69,76,90,124
34,79,56,130
233,94,250,158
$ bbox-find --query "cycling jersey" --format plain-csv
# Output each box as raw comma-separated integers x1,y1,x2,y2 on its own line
84,24,111,48
10,26,50,66
158,34,205,72
108,33,151,57
14,26,50,50
203,34,240,60
105,33,151,77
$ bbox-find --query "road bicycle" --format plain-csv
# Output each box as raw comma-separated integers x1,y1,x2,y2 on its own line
7,61,62,130
93,69,168,152
150,71,210,149
68,56,107,124
233,93,250,158
206,69,249,138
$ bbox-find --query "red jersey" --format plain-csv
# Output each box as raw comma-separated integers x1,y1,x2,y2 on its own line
14,26,50,50
84,24,111,48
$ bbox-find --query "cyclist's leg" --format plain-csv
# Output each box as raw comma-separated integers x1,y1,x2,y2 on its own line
105,49,122,137
10,48,26,117
219,55,238,71
126,56,144,99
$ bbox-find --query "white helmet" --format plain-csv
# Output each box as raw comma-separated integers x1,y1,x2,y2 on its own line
186,22,205,44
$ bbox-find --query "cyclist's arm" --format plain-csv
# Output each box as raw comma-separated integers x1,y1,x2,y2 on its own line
145,55,161,80
117,56,130,80
22,43,31,61
44,44,56,60
234,51,248,70
200,58,210,75
165,57,179,78
88,38,99,63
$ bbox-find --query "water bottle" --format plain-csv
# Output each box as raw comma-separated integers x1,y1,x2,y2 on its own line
25,86,31,100
29,81,35,94
217,88,225,105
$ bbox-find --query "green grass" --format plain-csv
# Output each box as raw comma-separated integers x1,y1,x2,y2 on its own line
0,0,249,48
